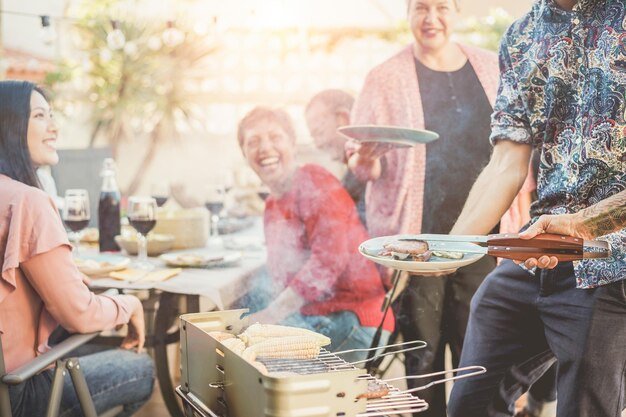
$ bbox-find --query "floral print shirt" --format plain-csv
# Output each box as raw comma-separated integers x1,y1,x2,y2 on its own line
491,0,626,288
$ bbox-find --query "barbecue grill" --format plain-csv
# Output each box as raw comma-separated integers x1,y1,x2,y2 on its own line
178,310,484,417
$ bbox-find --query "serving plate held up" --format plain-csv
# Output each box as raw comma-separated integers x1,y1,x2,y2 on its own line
338,125,439,147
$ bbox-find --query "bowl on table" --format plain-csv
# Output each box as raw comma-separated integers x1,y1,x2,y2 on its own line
114,233,175,257
153,208,209,249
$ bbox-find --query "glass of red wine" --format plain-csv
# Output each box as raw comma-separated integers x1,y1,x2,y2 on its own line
150,182,169,208
204,184,226,244
127,196,157,270
63,189,91,254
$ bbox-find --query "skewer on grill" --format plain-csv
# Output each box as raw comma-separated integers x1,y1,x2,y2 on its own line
356,381,390,399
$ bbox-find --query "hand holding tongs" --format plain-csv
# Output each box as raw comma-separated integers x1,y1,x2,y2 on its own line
414,233,611,262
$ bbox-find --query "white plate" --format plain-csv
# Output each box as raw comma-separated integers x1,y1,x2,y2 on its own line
359,236,484,273
338,125,439,147
74,254,130,276
160,251,242,268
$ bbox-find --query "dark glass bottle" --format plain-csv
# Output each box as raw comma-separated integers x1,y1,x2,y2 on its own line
98,158,121,252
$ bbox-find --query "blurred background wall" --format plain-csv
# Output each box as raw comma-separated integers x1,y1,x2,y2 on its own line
0,0,534,199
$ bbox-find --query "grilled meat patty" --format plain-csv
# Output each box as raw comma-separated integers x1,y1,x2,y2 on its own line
383,239,429,254
379,239,431,261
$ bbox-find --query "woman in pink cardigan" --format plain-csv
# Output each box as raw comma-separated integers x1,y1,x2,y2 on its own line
0,80,153,417
347,1,535,415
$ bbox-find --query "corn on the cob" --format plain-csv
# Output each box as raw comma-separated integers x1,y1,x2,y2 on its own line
221,337,246,354
251,361,268,375
241,348,257,362
239,323,331,347
244,335,321,359
208,331,235,342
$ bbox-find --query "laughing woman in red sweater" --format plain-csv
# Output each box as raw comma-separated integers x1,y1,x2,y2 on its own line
237,106,393,362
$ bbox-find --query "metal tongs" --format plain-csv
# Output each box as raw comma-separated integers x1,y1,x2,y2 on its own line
382,365,487,395
410,233,611,262
331,340,428,366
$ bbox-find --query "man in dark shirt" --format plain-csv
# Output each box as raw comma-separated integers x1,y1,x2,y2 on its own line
305,89,367,227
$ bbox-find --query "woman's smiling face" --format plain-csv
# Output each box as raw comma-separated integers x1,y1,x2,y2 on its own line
27,90,58,167
408,0,458,53
241,118,297,192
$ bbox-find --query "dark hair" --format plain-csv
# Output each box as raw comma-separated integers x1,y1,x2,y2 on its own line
0,80,46,188
237,106,296,148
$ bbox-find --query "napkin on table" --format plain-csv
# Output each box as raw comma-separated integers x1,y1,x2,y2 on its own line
109,268,182,283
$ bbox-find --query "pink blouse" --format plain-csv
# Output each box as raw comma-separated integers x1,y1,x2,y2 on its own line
351,44,533,238
0,174,133,373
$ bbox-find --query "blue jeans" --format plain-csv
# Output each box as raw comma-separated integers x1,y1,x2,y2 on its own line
448,260,626,417
394,255,496,417
281,311,390,364
8,347,154,417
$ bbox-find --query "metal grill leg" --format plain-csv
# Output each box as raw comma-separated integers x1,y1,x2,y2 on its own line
66,358,97,417
366,269,402,374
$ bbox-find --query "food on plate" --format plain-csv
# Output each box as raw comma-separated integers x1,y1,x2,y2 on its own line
74,258,114,270
73,255,130,276
172,254,210,266
242,335,321,360
431,250,464,260
357,381,390,399
379,239,432,261
239,323,331,347
80,227,99,243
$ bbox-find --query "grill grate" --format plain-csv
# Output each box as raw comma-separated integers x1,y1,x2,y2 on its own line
255,349,430,416
179,311,447,417
258,348,357,374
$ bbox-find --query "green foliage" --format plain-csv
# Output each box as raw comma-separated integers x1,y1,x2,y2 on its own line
456,8,515,52
45,0,217,151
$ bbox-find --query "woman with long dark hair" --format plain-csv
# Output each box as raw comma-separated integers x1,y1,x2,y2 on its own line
0,80,154,417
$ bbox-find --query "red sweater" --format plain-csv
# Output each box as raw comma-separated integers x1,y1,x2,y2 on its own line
264,164,394,332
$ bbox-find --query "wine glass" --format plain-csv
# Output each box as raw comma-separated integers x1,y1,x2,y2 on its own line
127,196,157,270
63,189,90,253
150,181,170,208
204,184,226,244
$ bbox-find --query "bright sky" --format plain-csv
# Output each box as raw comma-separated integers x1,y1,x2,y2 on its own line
1,0,533,58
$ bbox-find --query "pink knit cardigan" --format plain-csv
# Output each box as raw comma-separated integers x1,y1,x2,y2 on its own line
351,44,533,238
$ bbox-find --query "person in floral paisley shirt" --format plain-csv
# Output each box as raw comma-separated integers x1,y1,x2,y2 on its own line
443,1,626,416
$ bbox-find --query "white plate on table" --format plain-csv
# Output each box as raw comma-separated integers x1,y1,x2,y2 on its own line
74,254,130,276
338,125,439,147
160,252,242,268
359,236,484,273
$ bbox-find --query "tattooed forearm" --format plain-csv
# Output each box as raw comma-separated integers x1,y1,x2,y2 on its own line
580,190,626,238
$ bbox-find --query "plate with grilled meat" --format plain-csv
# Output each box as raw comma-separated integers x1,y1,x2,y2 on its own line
359,235,484,273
